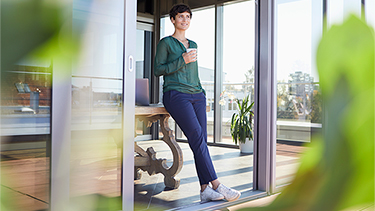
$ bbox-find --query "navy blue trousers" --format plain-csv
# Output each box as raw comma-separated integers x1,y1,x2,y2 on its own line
163,90,218,185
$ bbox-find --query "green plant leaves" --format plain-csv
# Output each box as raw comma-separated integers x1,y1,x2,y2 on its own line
317,15,374,98
1,0,82,75
231,95,254,144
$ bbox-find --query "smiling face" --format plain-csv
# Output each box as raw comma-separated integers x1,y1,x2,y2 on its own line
171,12,191,31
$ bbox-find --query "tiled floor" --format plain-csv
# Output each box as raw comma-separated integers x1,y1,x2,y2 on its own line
134,140,254,210
134,140,305,210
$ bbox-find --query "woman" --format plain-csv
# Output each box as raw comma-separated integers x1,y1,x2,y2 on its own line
154,3,241,202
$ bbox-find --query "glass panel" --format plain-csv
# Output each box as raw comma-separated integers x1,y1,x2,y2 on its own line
70,0,124,206
220,1,256,145
274,0,323,186
1,56,52,210
187,8,215,142
159,17,171,105
135,29,150,139
366,0,375,28
136,29,145,79
327,0,361,27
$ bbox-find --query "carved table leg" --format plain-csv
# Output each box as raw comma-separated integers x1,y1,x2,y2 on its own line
158,114,183,188
135,114,183,189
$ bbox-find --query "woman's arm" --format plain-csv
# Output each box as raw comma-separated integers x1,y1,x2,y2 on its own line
154,40,186,77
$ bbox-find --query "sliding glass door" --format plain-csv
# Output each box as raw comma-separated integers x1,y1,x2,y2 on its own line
1,0,137,210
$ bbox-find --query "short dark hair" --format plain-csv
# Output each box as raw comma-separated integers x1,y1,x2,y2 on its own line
169,4,192,20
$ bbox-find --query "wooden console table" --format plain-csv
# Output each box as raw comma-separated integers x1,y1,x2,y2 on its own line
134,105,183,189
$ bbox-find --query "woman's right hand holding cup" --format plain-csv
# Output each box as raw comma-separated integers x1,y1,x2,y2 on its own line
182,49,197,64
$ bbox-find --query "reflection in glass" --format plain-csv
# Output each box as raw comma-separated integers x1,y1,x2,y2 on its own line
1,59,52,210
274,0,322,186
69,0,124,206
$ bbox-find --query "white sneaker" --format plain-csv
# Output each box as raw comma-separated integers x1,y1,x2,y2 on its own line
216,184,241,202
200,186,225,202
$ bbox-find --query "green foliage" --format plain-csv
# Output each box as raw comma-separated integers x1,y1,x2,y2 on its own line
1,0,81,71
276,96,298,120
230,95,254,145
239,15,374,211
310,90,322,123
276,86,295,120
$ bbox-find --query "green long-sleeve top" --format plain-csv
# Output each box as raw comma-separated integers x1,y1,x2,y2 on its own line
154,36,205,95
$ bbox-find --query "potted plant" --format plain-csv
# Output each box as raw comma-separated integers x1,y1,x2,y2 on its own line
230,95,254,154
